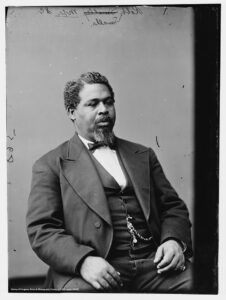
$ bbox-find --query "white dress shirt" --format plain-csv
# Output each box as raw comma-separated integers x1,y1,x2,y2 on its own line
78,135,127,189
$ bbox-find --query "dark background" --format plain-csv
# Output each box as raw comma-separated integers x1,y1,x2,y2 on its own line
193,4,220,294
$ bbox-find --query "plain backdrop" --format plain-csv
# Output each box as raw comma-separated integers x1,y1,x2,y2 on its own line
6,6,194,278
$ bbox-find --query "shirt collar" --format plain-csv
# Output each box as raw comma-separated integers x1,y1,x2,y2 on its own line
78,134,116,152
78,135,93,149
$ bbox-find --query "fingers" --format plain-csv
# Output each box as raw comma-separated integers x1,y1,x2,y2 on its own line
102,273,120,290
157,254,177,274
94,263,123,290
90,273,119,291
157,253,185,274
108,265,123,286
94,270,122,291
80,256,123,291
103,267,123,289
174,256,186,272
89,278,112,291
154,240,186,274
92,281,102,290
98,277,113,290
156,248,175,270
153,245,164,264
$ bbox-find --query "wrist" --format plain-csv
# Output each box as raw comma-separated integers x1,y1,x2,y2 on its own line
162,237,187,253
77,253,95,275
178,240,187,253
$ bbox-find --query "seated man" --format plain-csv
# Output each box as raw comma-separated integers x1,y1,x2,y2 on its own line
27,71,193,292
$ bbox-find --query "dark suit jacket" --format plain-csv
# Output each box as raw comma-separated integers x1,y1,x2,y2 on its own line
26,134,192,289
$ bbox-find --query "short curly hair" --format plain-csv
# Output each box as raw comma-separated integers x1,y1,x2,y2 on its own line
64,72,114,110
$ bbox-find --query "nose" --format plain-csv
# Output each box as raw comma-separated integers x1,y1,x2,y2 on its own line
98,102,108,115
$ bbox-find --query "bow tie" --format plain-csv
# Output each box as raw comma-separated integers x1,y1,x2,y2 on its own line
88,141,115,151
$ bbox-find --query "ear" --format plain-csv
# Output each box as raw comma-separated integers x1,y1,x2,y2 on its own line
67,108,76,121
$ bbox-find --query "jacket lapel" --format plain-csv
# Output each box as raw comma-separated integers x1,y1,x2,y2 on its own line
116,138,150,221
59,134,112,226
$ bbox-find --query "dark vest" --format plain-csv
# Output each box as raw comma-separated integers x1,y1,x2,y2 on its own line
90,152,156,260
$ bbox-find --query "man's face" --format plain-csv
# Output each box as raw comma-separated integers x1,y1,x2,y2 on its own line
69,83,116,142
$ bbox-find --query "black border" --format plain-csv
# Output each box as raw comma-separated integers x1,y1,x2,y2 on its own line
193,4,220,294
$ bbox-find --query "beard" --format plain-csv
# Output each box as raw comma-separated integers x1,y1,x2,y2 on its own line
94,127,115,146
94,116,115,147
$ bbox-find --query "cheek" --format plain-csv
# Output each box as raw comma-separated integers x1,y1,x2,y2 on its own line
78,112,93,122
110,108,116,119
84,114,96,128
76,115,89,130
77,111,97,129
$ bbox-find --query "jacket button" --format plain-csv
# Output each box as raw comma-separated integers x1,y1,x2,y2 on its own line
94,221,101,229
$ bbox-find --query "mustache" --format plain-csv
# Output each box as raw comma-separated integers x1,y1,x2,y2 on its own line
95,116,113,125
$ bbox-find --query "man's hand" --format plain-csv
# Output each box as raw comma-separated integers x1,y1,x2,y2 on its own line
80,256,123,291
153,240,185,274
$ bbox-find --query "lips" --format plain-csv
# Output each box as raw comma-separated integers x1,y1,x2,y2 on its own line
95,117,112,126
97,121,110,126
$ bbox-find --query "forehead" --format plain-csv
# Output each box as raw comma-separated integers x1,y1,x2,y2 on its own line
79,83,111,102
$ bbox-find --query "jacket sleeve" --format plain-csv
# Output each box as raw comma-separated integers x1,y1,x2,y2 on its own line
149,148,193,257
26,159,95,275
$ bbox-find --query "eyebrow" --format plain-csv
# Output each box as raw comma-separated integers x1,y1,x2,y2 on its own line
87,96,114,102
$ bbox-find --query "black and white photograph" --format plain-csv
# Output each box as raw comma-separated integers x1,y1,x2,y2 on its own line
1,0,220,296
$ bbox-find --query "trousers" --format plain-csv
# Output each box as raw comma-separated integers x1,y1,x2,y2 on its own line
62,251,193,293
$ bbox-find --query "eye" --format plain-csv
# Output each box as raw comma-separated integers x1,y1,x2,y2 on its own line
87,101,97,107
105,98,115,105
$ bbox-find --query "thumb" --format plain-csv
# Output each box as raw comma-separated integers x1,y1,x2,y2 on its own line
153,245,164,264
